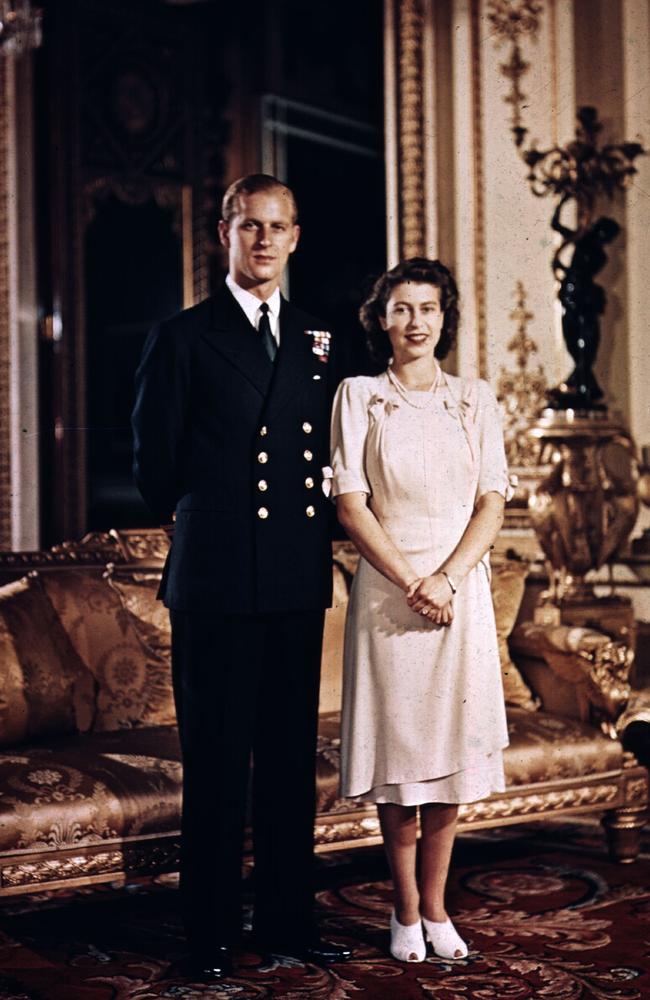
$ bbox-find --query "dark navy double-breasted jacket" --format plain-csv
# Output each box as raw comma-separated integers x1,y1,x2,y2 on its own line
132,284,338,614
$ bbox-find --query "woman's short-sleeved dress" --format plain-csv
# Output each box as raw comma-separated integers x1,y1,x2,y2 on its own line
330,368,511,806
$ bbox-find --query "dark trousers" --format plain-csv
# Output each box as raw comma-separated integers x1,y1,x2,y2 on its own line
170,608,325,956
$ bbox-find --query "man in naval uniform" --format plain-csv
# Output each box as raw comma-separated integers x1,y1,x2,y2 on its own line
131,174,350,980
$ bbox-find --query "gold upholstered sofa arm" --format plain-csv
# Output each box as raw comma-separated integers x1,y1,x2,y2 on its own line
510,621,633,736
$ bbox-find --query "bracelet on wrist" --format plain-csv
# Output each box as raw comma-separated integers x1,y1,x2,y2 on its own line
440,570,457,595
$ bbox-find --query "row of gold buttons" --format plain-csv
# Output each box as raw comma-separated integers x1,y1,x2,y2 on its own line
256,422,315,518
257,503,315,519
258,476,313,493
258,450,312,464
304,417,315,515
259,422,311,436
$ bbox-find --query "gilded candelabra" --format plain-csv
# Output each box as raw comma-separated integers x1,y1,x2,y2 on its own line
521,109,645,603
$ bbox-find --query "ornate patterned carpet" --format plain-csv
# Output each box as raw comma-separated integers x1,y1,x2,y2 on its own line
1,820,650,999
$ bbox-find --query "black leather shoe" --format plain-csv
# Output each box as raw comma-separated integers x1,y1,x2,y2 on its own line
169,946,233,981
261,937,352,966
302,938,353,965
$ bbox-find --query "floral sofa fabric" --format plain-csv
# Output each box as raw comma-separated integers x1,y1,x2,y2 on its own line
0,528,647,895
41,568,176,731
0,727,181,891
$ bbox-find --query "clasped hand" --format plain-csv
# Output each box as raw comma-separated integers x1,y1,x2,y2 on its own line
406,573,454,625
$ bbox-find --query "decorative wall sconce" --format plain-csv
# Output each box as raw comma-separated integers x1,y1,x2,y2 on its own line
0,0,42,57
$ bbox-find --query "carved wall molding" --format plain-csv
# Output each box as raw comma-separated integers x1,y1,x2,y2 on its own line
497,280,547,469
0,59,11,549
470,0,488,377
82,177,183,231
385,0,428,261
486,0,544,147
397,0,426,258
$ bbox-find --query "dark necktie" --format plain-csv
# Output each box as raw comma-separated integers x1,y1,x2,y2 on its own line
258,302,277,362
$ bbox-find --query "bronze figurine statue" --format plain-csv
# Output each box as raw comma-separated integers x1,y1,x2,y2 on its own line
548,197,620,410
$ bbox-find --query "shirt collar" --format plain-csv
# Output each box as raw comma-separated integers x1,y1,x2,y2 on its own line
226,273,281,328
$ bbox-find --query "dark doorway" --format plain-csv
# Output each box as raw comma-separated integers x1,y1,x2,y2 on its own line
36,0,385,542
85,194,183,527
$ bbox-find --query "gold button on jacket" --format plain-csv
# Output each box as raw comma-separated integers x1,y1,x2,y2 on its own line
257,452,269,464
257,506,269,519
258,480,268,492
303,449,313,461
305,477,314,488
306,505,315,518
302,421,312,433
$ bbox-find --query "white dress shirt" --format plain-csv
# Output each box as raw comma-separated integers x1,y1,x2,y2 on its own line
226,273,281,347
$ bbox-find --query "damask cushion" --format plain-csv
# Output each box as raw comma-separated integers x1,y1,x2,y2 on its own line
102,570,176,728
503,707,622,784
42,570,176,731
491,560,540,711
0,575,96,747
0,726,181,857
104,570,171,662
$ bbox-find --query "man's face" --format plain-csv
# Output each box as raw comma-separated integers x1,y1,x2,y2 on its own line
218,189,300,293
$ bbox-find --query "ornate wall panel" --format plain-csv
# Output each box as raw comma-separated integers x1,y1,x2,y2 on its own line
481,0,567,388
386,0,650,401
386,0,568,383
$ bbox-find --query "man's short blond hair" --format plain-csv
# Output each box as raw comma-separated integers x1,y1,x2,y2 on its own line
221,174,298,225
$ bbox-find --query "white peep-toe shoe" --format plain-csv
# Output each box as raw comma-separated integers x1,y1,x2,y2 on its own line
389,910,426,963
421,914,468,959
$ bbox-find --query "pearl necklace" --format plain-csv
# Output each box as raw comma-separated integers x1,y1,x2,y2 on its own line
387,366,441,409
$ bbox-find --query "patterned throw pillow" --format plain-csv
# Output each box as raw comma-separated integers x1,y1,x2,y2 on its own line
0,574,97,747
491,560,540,711
105,571,171,663
42,570,176,731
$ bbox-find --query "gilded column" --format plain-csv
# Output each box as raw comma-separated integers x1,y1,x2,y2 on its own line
385,0,429,261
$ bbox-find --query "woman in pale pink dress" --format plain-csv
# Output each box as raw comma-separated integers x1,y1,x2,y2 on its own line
330,258,510,963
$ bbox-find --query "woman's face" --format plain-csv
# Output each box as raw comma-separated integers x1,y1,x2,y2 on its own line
380,282,444,364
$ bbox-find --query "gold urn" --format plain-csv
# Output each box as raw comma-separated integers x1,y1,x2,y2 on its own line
527,408,639,602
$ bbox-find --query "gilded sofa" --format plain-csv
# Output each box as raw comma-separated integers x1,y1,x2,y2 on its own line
0,528,646,897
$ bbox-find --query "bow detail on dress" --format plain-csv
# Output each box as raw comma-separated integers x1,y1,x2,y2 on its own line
368,394,399,418
442,377,479,466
